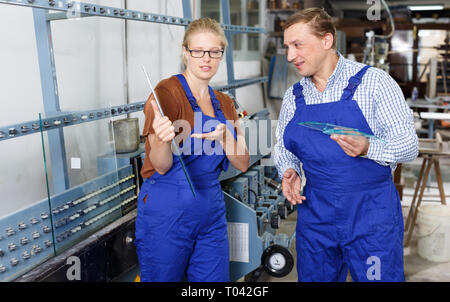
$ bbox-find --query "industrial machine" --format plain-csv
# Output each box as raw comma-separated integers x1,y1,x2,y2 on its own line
219,110,296,281
222,162,296,281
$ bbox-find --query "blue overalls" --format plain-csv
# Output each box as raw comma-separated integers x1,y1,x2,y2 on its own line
134,74,235,282
283,66,405,282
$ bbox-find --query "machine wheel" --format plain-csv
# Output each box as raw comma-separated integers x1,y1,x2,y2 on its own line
270,213,281,229
261,245,294,278
278,204,287,219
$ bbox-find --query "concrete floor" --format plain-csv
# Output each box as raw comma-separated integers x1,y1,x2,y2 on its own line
256,158,450,282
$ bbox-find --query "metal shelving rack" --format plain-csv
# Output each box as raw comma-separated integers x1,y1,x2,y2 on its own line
0,0,267,195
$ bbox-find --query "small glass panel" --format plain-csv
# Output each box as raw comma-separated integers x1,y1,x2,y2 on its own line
298,121,386,143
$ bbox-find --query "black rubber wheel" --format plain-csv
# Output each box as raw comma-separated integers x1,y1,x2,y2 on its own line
261,244,294,278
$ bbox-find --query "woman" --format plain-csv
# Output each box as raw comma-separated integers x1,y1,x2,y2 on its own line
135,18,250,282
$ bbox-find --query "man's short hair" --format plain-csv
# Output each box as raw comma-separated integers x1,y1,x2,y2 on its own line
284,8,336,49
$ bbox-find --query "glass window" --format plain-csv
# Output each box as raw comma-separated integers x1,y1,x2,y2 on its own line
199,0,261,61
200,0,220,22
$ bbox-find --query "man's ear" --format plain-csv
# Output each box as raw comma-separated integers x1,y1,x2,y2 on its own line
322,33,334,50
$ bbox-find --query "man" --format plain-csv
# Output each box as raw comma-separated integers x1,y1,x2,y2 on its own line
274,8,418,282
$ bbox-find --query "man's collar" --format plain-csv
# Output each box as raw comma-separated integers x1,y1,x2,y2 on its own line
304,51,344,88
328,51,344,85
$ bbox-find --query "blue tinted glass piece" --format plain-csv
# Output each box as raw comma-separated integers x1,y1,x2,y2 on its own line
298,122,386,143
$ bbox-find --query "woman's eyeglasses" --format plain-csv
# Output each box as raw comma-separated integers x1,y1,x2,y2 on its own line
187,49,224,59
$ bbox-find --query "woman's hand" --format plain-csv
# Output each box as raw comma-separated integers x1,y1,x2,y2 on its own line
191,122,249,172
148,98,175,174
191,123,227,142
151,100,176,144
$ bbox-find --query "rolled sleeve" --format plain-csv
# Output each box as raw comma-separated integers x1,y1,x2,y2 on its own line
367,72,419,167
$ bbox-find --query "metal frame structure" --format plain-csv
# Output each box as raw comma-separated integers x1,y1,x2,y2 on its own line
0,0,267,194
0,0,263,33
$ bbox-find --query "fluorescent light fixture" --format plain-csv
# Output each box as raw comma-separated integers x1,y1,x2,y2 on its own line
409,5,444,11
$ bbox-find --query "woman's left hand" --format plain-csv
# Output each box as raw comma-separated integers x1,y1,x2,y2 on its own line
191,123,228,142
191,122,249,172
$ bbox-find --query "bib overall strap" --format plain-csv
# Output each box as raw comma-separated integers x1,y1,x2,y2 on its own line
341,65,370,101
175,74,200,111
292,81,305,107
208,86,222,113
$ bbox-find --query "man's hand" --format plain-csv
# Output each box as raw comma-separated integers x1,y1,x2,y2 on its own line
281,168,306,205
330,134,369,157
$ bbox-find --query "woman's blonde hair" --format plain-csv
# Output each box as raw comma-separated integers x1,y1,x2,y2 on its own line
183,17,228,49
182,18,228,64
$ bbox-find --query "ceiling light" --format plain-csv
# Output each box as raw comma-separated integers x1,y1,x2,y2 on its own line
408,5,444,11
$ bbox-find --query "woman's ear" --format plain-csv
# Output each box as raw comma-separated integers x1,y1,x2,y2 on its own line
182,46,188,64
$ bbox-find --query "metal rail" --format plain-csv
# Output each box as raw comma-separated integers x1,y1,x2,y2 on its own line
0,0,264,33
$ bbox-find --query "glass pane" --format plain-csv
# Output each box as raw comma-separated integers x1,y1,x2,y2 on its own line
0,5,54,281
0,132,54,281
39,109,138,255
40,13,141,256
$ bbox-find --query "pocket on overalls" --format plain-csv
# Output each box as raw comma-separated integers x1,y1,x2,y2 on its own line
143,179,180,216
138,179,182,245
365,184,402,251
137,186,148,205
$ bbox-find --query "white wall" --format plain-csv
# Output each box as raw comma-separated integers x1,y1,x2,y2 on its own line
0,0,266,217
0,4,49,217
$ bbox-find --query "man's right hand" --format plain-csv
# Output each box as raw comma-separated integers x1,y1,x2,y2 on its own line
281,168,306,205
151,99,175,143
